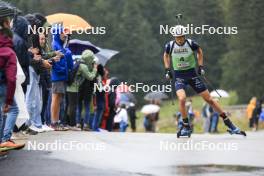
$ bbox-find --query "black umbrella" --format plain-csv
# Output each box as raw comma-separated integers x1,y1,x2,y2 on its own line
68,39,119,66
68,39,99,55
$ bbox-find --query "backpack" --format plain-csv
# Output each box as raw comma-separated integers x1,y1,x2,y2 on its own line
67,61,85,86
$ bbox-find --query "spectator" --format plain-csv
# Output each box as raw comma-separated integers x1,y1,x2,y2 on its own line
34,13,53,131
209,98,219,133
100,68,110,130
50,24,73,131
39,33,62,131
247,97,257,129
66,49,97,130
127,102,137,132
106,77,120,131
92,64,105,131
144,113,157,132
0,1,24,152
12,16,30,94
113,104,128,132
11,15,37,135
202,102,211,133
186,98,194,131
25,14,51,133
251,98,263,131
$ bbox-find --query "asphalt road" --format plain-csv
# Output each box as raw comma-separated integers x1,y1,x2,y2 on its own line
1,131,264,176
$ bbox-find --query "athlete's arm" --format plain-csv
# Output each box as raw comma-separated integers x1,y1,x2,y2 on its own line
163,52,170,69
197,47,203,66
163,42,171,69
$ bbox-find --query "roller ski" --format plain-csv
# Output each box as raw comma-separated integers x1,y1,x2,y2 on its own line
223,116,247,137
227,128,247,136
177,121,192,138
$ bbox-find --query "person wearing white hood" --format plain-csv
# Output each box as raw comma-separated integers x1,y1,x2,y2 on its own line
114,104,128,132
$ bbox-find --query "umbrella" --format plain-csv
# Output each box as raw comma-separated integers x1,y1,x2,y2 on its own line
144,91,168,101
95,48,119,66
68,39,99,54
141,104,160,115
210,89,229,98
46,13,92,31
68,39,119,66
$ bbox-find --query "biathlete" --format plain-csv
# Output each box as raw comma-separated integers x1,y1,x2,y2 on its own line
163,25,246,137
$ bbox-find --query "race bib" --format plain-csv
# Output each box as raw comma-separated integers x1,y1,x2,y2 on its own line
177,62,190,68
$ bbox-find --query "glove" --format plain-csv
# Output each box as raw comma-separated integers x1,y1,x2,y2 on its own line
165,68,173,80
198,65,205,76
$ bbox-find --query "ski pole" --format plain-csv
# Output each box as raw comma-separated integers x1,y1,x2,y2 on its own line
175,13,183,24
169,78,175,105
202,75,222,98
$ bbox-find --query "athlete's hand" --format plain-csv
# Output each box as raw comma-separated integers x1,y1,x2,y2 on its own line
198,65,205,76
165,68,173,80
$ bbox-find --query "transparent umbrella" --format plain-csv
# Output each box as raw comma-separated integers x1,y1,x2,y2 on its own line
141,104,160,115
144,91,168,101
210,89,229,98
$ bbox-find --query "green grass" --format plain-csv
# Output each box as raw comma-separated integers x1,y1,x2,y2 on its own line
135,92,255,133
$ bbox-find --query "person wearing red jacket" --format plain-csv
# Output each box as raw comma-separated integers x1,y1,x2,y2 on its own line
100,68,110,129
0,21,16,109
0,1,20,154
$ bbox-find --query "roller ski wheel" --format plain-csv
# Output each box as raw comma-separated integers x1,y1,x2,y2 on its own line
177,126,192,138
227,128,247,137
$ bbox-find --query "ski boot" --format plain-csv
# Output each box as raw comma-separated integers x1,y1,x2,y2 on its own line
223,117,246,136
227,127,247,136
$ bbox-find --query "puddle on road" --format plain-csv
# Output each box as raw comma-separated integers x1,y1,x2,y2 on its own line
173,164,264,176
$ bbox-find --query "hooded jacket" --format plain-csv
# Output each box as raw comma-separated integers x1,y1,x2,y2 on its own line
0,32,17,105
51,25,73,82
12,16,30,86
67,50,97,92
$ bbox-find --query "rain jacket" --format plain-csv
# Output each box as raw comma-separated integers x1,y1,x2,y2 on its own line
0,32,17,105
51,25,73,82
247,98,256,119
67,50,97,92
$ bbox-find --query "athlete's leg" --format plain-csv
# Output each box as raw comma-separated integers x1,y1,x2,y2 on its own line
176,89,187,119
199,90,238,131
188,75,239,132
174,76,192,136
